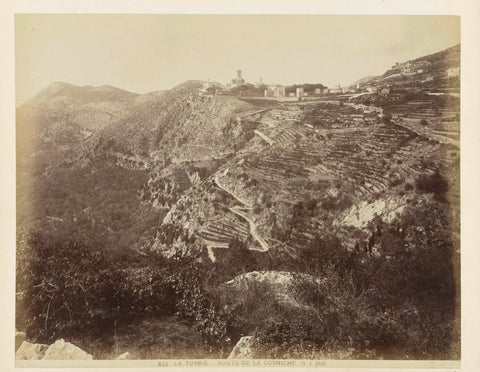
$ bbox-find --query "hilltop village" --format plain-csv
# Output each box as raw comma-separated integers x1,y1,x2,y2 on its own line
16,44,460,360
199,53,460,101
200,69,344,99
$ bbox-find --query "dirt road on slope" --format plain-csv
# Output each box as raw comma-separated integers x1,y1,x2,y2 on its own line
228,207,269,252
214,176,269,252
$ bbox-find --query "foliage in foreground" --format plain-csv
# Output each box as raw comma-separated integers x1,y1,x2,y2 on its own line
250,202,458,359
16,198,459,359
16,232,230,356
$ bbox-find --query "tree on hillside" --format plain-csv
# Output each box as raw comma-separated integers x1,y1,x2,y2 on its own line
227,238,257,274
415,169,449,199
382,110,393,125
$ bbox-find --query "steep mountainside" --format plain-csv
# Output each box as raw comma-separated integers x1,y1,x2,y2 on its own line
16,81,258,250
18,82,139,149
163,100,459,260
353,44,460,93
16,45,460,360
82,89,255,163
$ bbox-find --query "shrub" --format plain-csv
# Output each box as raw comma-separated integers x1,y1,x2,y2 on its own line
415,170,449,198
168,260,230,349
253,199,458,359
354,203,457,358
389,176,404,187
17,232,137,344
226,238,257,274
216,279,280,344
16,231,230,351
321,194,352,212
382,110,393,125
255,270,408,359
295,234,355,275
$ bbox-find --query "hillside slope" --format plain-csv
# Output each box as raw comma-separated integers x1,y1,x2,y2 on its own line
353,44,460,93
83,89,255,163
16,45,460,360
18,82,139,148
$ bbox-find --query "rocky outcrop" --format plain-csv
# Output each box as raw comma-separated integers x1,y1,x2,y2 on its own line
15,341,49,360
227,336,256,359
15,330,26,351
335,195,408,229
43,339,93,360
15,339,93,360
115,351,131,360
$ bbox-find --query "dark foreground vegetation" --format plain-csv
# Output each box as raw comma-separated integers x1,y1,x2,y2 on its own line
254,201,459,359
16,196,459,359
15,45,460,359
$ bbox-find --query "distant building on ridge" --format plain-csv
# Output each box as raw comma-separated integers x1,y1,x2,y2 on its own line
264,85,285,98
230,69,245,88
447,67,460,77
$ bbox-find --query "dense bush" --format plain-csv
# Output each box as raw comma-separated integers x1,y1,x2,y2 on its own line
415,169,449,198
255,270,409,359
296,235,355,275
17,232,134,344
244,200,458,359
168,260,230,350
389,176,404,187
17,162,162,252
382,110,393,124
349,204,457,358
320,194,353,212
16,231,229,353
17,176,458,359
214,279,280,344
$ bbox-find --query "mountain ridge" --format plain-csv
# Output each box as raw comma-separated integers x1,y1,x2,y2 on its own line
349,43,460,89
16,44,460,360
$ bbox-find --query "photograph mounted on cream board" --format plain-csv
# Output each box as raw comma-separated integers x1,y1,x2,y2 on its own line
1,1,479,371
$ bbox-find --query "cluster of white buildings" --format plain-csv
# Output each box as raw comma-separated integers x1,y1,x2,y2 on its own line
264,85,286,98
392,60,431,76
264,85,345,99
200,61,460,99
200,69,363,98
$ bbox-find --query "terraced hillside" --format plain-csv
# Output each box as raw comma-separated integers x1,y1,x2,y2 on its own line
351,44,460,93
16,44,460,360
164,97,459,262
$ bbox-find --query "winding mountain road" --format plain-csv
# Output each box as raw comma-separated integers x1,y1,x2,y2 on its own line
214,175,269,252
214,175,253,207
228,207,269,252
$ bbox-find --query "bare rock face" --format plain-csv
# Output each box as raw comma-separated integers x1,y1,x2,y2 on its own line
15,330,26,351
15,341,49,360
42,339,93,360
227,336,256,359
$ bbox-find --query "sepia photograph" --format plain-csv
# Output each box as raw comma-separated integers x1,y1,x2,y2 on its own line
11,12,466,366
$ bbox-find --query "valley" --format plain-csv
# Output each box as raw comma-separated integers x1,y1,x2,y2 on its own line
16,45,460,360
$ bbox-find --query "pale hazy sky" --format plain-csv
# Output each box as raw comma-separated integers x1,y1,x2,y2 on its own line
15,14,460,105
